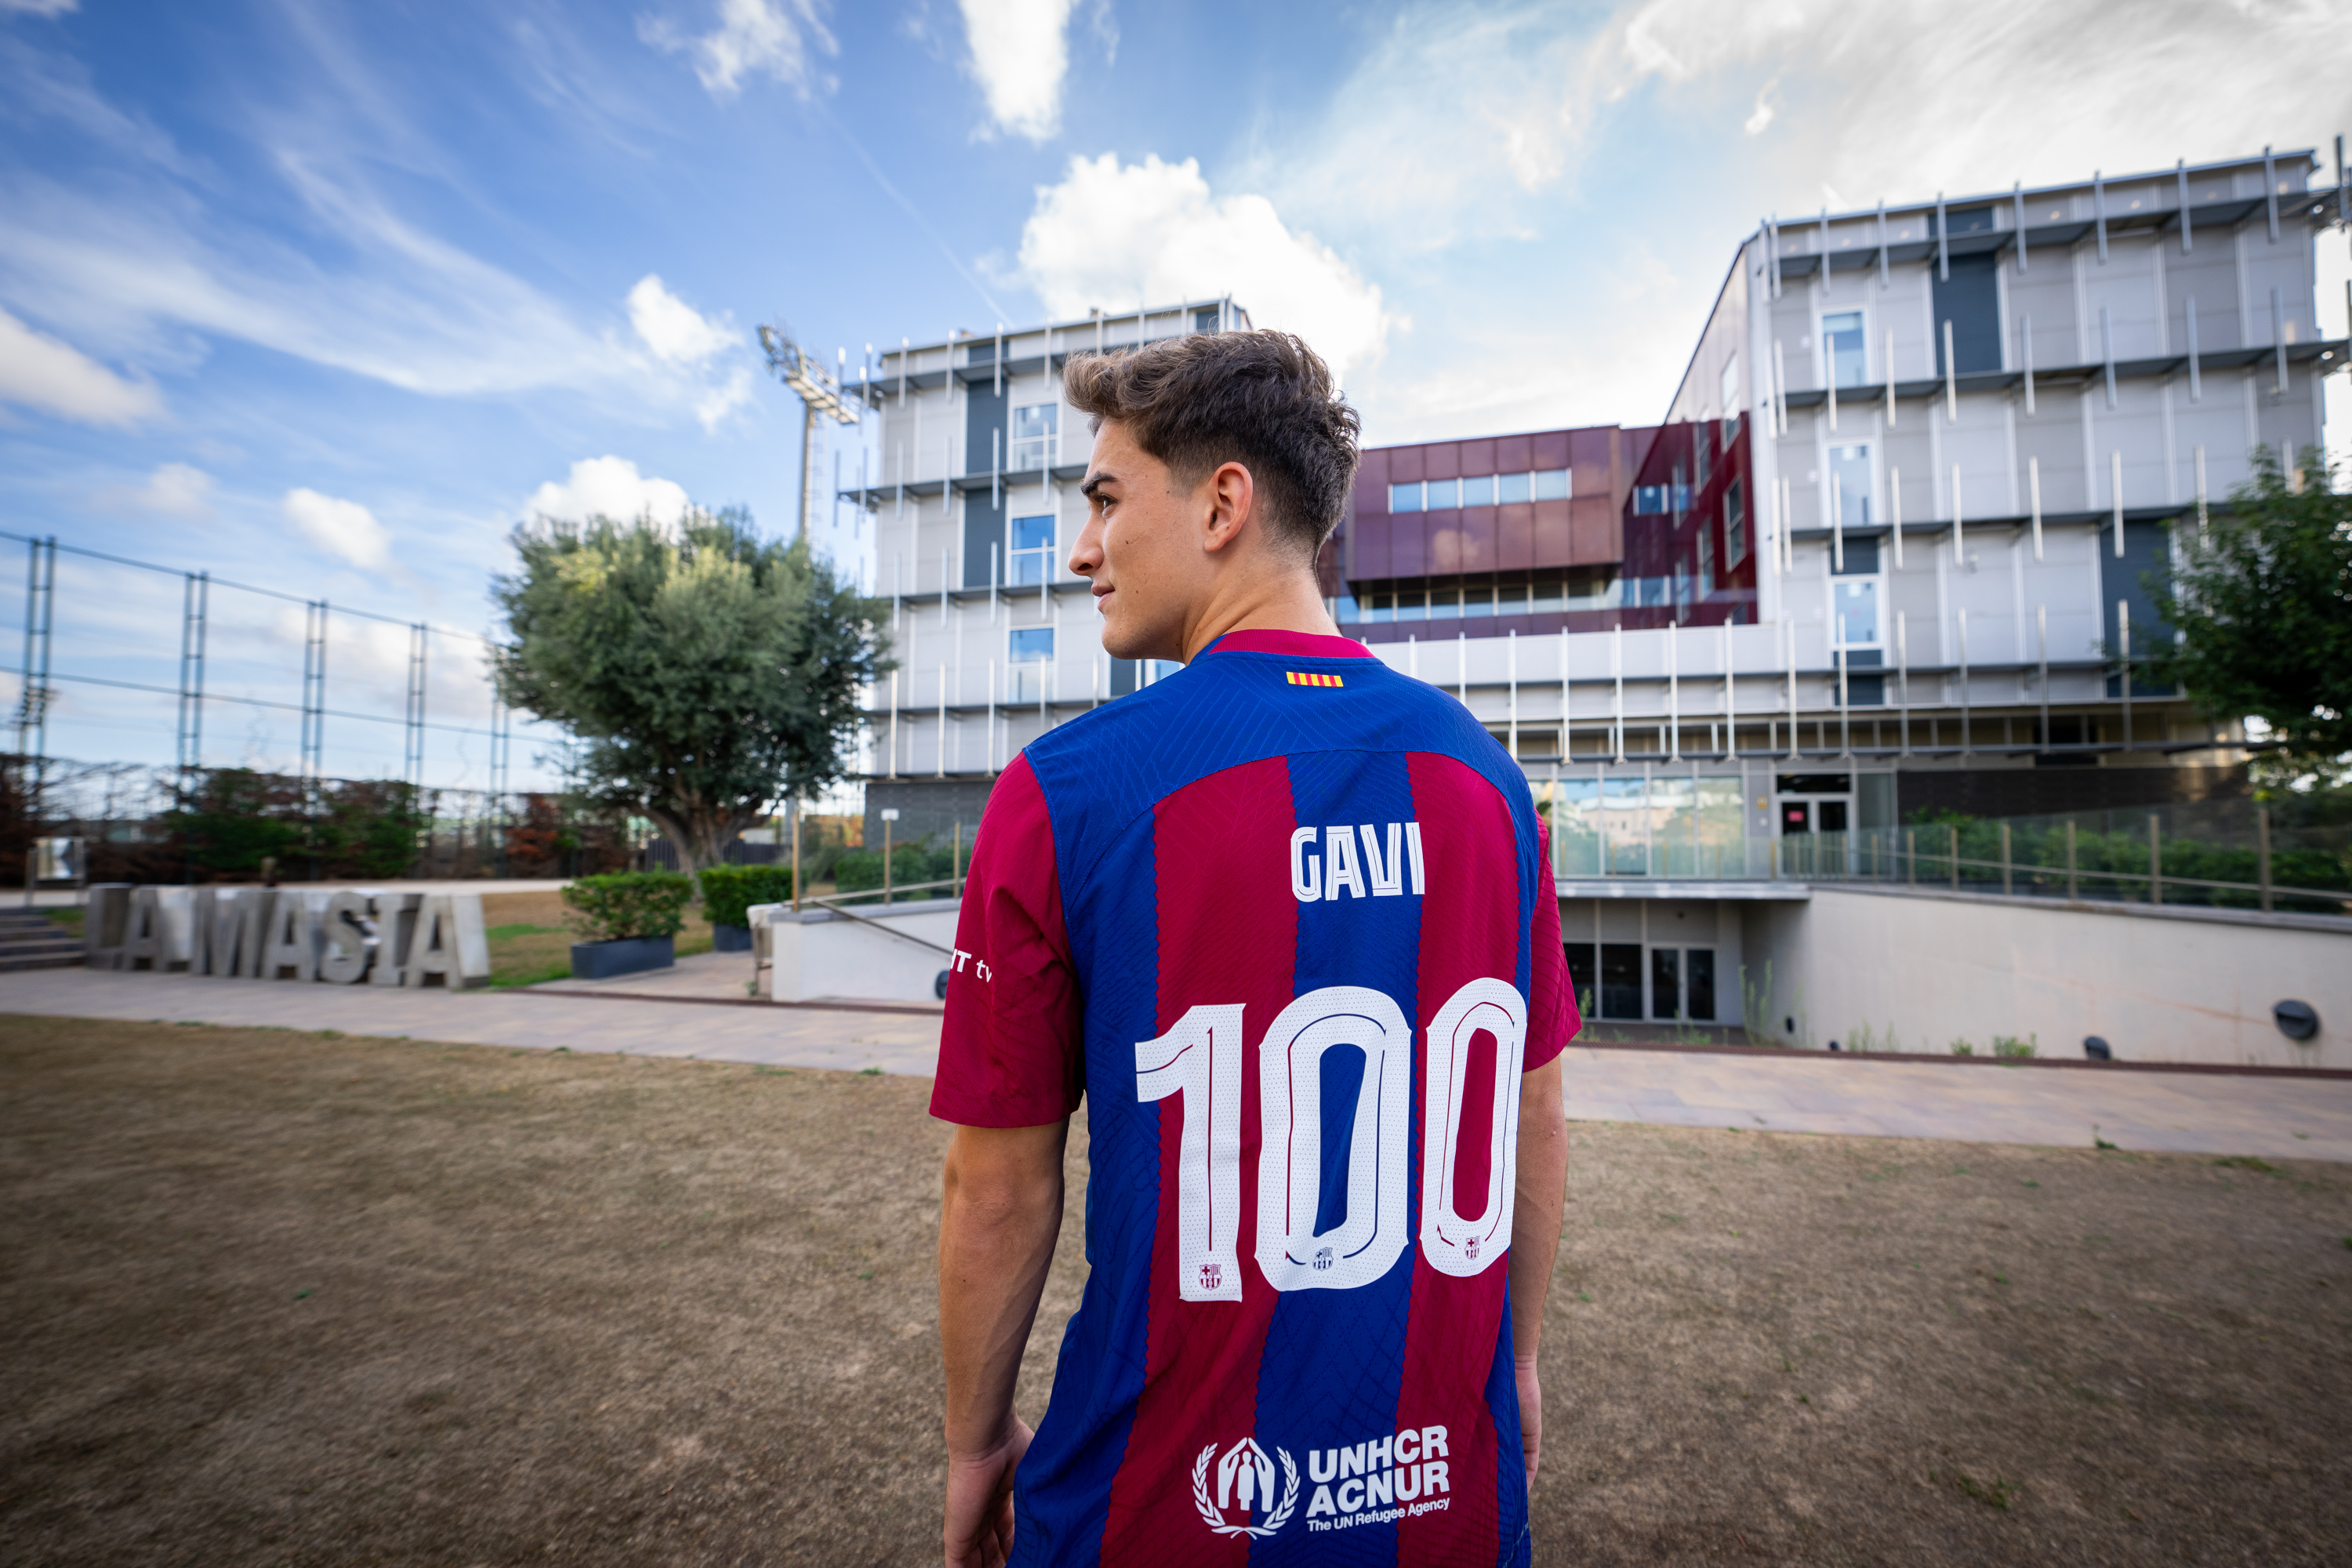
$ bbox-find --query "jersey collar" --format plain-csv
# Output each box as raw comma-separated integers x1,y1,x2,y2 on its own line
1196,628,1376,661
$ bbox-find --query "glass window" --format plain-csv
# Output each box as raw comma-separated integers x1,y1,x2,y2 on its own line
1365,593,1393,622
1823,310,1867,387
1719,358,1739,422
1650,947,1682,1021
1697,527,1715,598
1497,471,1531,504
1009,626,1054,662
1494,582,1529,615
1462,585,1494,617
1533,468,1570,501
1686,949,1716,1021
1695,433,1712,492
1428,589,1461,619
1600,943,1644,1019
1634,485,1668,516
1532,579,1566,613
1425,477,1459,510
1008,513,1055,585
1835,579,1881,647
1696,776,1745,879
1395,590,1426,622
1460,475,1495,506
1602,779,1647,876
1723,480,1747,568
1010,404,1058,472
1549,779,1601,876
1333,593,1359,622
1193,306,1221,332
1828,443,1871,528
1389,481,1423,513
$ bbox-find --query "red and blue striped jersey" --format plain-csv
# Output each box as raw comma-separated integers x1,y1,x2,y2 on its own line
934,628,1577,1566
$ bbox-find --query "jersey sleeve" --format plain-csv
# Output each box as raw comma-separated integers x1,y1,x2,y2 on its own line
1525,813,1579,1070
929,753,1085,1127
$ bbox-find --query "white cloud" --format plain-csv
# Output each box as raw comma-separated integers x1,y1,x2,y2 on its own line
957,0,1076,142
523,456,691,527
640,0,836,100
283,487,393,571
0,306,161,425
96,461,216,518
1013,154,1399,385
695,366,756,432
626,273,734,365
0,0,80,15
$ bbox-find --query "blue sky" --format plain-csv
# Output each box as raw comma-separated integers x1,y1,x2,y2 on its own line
2,0,2347,791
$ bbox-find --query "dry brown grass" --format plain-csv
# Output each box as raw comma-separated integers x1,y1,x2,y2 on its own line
2,1016,2348,1566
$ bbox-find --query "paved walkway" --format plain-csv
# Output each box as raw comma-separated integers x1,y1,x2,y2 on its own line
5,968,2349,1160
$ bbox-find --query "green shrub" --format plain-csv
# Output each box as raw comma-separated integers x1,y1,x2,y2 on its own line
1992,1033,2038,1059
696,864,796,927
833,840,957,897
562,871,694,942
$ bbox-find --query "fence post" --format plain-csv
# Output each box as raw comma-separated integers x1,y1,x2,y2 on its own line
1769,837,1780,880
1948,824,1960,892
790,799,802,913
2257,804,2272,913
883,817,895,906
1906,829,1916,887
2001,822,2013,897
2066,821,2078,901
2148,813,2161,905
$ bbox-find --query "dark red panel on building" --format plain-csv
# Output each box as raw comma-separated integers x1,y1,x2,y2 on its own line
1496,433,1533,474
1497,501,1534,571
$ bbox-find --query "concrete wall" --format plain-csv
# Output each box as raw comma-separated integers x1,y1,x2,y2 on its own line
769,898,960,1004
1741,886,2351,1069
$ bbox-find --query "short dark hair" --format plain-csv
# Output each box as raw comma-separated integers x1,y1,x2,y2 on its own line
1063,330,1361,560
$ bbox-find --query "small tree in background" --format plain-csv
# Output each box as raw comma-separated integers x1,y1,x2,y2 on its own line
492,509,889,875
2147,447,2351,782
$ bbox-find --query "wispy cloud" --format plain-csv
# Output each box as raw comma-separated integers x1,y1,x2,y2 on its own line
0,305,161,425
0,0,80,16
627,274,735,365
957,0,1076,142
95,460,216,517
639,0,837,100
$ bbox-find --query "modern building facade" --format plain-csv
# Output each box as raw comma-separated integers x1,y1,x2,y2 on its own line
842,147,2348,1031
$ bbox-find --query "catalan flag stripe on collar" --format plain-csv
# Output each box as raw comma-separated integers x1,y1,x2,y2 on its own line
1284,671,1344,688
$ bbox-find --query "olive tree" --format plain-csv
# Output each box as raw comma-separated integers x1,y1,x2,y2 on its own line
2147,447,2351,769
492,508,889,873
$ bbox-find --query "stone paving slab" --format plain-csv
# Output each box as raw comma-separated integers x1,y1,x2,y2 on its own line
5,969,2350,1160
1560,1045,2352,1161
0,967,943,1076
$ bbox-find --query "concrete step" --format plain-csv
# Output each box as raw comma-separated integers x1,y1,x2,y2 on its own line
0,936,83,956
0,950,85,972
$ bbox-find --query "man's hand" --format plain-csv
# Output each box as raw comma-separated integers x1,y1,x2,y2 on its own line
945,1417,1034,1568
1515,1354,1542,1484
938,1122,1066,1568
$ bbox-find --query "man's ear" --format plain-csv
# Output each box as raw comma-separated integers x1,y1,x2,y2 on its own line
1200,461,1255,555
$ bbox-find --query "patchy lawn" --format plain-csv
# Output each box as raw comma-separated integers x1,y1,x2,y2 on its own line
2,1016,2347,1566
479,891,713,988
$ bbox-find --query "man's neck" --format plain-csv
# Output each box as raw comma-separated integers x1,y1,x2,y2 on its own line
1178,570,1343,662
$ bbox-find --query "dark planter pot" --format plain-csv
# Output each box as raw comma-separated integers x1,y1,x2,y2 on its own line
570,935,674,980
712,924,753,953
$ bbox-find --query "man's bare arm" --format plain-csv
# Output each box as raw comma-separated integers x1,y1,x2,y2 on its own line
1507,1056,1570,1484
938,1120,1068,1568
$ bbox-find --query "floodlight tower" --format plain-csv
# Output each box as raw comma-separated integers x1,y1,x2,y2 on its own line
759,323,863,543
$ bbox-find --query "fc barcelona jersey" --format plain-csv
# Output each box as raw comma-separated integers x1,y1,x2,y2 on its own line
932,628,1577,1566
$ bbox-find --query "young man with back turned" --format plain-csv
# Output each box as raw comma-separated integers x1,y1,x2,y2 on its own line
933,330,1578,1568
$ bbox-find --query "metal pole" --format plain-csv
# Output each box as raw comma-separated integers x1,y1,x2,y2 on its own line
2256,805,2272,913
884,817,893,906
2066,820,2078,901
790,799,802,912
2118,600,2132,750
2149,813,2161,905
1906,829,1916,887
2000,822,2012,897
1949,824,1959,892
